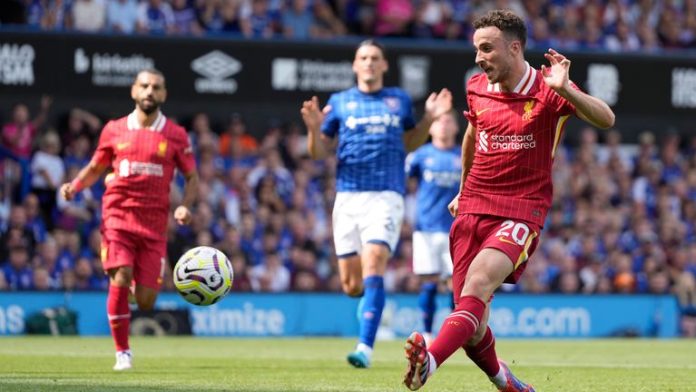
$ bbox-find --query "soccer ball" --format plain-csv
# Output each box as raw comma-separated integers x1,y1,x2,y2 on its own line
173,246,234,306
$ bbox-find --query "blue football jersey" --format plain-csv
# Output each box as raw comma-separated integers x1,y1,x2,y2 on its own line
406,143,461,232
322,87,416,194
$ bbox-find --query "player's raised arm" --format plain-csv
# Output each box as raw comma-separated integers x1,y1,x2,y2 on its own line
60,160,109,201
403,88,453,152
301,96,334,160
448,121,476,217
541,48,615,129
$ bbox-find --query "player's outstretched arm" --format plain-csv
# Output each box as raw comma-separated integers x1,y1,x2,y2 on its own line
175,171,199,225
59,161,108,201
301,96,333,160
541,48,615,129
404,88,453,152
448,121,476,217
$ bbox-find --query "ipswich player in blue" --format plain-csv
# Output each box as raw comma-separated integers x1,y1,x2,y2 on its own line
301,39,452,368
405,110,461,347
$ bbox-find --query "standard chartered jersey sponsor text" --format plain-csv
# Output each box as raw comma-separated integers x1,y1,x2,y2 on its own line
191,302,284,335
0,43,35,86
191,50,241,94
272,58,353,91
74,48,154,87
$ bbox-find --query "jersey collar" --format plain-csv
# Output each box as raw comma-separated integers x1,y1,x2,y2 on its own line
486,62,536,95
127,111,166,132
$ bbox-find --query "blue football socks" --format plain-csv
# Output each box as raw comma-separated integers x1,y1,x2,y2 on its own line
358,275,385,349
418,281,438,333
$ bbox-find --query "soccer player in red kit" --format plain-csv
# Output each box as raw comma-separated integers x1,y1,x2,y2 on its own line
403,10,615,391
60,69,199,371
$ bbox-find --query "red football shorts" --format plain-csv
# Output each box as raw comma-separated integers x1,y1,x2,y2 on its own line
449,214,540,300
101,228,167,290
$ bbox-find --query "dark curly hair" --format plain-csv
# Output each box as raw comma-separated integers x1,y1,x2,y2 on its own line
473,9,527,49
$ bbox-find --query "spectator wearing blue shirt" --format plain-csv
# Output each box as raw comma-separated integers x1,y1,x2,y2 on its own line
3,246,34,290
106,0,139,33
0,206,38,262
171,0,203,35
240,0,276,38
282,0,315,39
137,0,175,34
23,193,47,244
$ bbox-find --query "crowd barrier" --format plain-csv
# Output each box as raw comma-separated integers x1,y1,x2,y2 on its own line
0,292,679,338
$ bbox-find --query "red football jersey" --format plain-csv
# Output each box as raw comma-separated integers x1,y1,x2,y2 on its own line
92,111,196,240
460,63,577,226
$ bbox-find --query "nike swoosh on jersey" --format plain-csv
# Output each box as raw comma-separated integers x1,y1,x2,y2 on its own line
116,142,130,150
498,237,519,246
475,108,491,116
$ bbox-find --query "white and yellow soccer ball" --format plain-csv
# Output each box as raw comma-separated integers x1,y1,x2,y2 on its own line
173,246,234,306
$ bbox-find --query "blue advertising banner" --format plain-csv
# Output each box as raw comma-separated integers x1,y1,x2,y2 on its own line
0,292,679,338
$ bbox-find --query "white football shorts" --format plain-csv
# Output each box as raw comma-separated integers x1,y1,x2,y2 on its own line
412,231,453,276
332,191,404,257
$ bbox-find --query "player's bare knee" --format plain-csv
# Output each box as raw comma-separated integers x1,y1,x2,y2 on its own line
108,267,133,287
365,244,390,262
362,256,388,276
343,282,363,297
463,274,495,298
136,297,156,311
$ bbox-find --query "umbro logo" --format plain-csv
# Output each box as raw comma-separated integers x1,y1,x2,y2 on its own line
191,50,242,94
192,50,241,80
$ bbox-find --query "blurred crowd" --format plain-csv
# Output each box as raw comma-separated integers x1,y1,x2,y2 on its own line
1,0,695,51
1,97,696,332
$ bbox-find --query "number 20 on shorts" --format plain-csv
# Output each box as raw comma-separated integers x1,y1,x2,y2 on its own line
495,220,530,246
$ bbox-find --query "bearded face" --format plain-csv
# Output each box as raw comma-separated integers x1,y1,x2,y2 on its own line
131,71,167,114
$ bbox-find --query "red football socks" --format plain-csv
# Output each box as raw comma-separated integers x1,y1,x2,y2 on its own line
465,326,500,377
428,295,486,366
107,285,131,351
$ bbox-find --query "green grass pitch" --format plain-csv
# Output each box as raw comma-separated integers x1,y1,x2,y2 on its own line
0,337,694,391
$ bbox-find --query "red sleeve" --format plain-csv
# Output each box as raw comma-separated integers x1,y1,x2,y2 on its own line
92,121,114,167
174,126,196,175
546,81,580,116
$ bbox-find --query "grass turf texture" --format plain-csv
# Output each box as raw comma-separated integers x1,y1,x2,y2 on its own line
0,337,694,391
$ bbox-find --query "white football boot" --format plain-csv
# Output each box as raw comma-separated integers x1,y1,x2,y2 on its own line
113,350,133,371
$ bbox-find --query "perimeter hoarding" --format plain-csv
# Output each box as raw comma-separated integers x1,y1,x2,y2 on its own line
1,32,694,140
0,292,680,338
